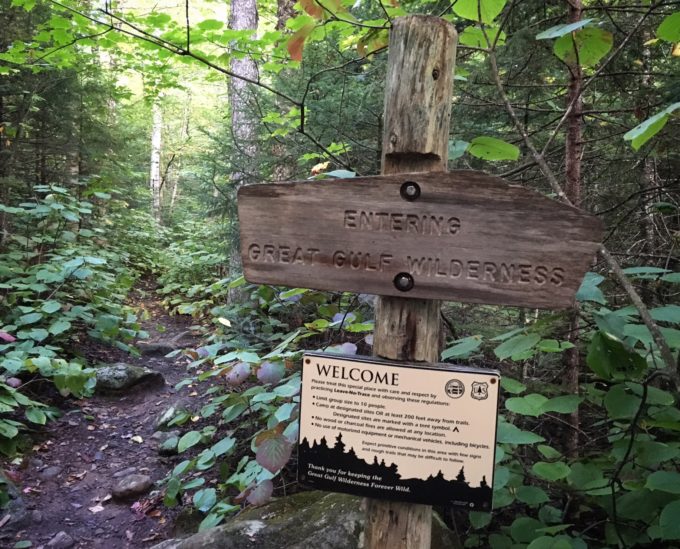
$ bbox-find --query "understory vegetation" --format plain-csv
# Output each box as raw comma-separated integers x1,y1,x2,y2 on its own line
1,0,680,547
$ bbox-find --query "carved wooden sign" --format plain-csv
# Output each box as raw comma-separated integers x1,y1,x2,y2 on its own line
238,170,604,309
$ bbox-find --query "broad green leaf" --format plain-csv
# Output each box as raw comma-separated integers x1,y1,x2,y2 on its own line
650,305,680,323
468,136,520,161
506,394,548,416
527,537,572,549
576,272,606,304
660,500,680,540
542,395,582,414
197,19,224,31
604,384,641,419
178,430,202,453
554,27,613,67
494,333,540,360
19,312,42,325
624,102,680,150
646,471,680,494
442,336,482,359
538,445,561,459
448,140,469,160
25,408,47,424
459,25,506,48
657,12,680,42
469,511,492,528
453,0,508,23
41,301,61,314
532,461,571,481
501,377,526,394
193,488,217,512
536,19,593,39
510,517,545,543
586,332,646,380
49,320,71,335
497,422,544,444
622,266,670,278
517,485,549,505
211,436,236,457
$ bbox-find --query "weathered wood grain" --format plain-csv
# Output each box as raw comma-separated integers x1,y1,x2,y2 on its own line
238,170,604,309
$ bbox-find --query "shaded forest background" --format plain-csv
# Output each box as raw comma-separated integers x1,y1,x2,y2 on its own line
1,0,679,547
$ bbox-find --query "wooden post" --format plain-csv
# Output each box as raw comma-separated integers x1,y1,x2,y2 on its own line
364,15,457,549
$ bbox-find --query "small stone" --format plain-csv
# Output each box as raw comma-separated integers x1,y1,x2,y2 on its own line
6,377,22,388
47,531,75,549
95,528,105,535
40,466,63,480
32,509,44,523
112,474,153,500
137,342,177,356
29,458,45,469
113,466,137,478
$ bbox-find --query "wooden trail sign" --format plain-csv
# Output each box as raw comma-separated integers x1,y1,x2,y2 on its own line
238,170,603,309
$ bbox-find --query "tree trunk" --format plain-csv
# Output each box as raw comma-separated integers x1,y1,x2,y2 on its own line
149,99,163,224
364,16,457,549
563,0,584,460
228,0,259,286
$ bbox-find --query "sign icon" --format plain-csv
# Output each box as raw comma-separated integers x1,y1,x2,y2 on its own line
445,379,465,398
471,382,489,400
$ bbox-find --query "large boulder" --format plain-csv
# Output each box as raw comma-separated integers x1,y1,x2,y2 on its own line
95,363,164,392
152,491,460,549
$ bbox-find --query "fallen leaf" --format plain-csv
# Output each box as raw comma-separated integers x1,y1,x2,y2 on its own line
125,530,134,541
89,504,105,513
131,436,143,444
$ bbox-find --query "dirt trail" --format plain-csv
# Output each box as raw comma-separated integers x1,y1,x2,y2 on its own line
2,282,202,549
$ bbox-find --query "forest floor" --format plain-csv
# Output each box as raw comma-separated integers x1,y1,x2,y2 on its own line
1,281,206,549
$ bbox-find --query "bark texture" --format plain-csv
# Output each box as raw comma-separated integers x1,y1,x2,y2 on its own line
149,100,163,223
364,15,457,549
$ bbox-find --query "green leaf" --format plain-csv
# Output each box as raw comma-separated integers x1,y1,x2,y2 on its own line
536,19,593,39
469,511,492,528
651,305,680,323
48,320,71,335
494,333,540,360
576,272,606,304
553,27,613,67
527,537,572,549
325,170,356,178
532,461,571,481
193,488,217,512
623,102,680,150
442,336,482,359
511,517,545,543
448,140,469,160
211,436,236,457
18,312,42,326
517,485,550,505
538,445,562,459
604,384,641,419
660,500,680,540
467,136,520,161
657,12,680,42
506,394,548,416
542,395,582,414
497,422,544,444
459,25,506,48
646,471,680,494
41,301,62,314
25,408,47,424
586,332,646,380
177,430,202,453
453,0,508,23
197,19,224,30
501,377,526,394
13,541,33,549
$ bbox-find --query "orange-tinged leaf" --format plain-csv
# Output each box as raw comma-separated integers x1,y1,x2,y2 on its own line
254,424,285,446
287,23,314,61
311,161,329,175
673,43,680,57
300,0,323,18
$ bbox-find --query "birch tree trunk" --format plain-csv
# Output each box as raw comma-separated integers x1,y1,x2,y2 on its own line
149,99,163,224
228,0,258,285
